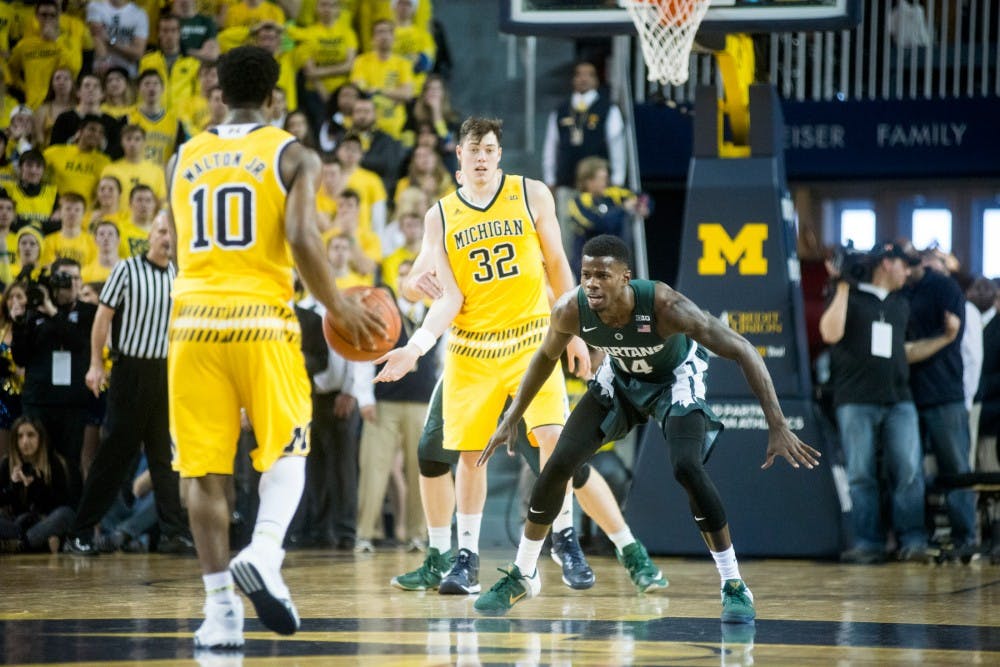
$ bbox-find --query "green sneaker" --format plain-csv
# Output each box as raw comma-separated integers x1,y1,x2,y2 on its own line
616,541,668,593
720,579,756,623
390,548,453,591
473,564,540,616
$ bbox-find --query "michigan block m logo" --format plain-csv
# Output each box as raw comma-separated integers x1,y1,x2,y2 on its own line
697,223,768,275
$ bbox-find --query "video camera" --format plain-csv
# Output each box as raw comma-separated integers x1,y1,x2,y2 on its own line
16,266,75,311
829,241,874,284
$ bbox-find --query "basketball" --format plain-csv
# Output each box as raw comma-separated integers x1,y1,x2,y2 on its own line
322,286,402,362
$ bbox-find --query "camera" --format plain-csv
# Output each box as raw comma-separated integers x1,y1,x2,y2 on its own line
22,268,74,310
20,462,36,478
830,242,873,284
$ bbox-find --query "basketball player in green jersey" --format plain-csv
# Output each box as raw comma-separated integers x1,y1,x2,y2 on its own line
474,234,822,620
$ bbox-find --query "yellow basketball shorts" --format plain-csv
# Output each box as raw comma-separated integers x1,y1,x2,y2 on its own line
442,345,567,452
168,301,311,477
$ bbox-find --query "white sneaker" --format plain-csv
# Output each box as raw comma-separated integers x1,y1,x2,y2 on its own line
194,597,244,650
354,539,375,553
229,547,300,636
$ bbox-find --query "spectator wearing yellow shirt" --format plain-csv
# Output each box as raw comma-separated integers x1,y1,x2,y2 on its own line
350,20,413,139
81,220,122,283
88,175,130,232
125,70,188,167
0,191,16,286
177,62,221,135
138,15,202,115
41,193,97,268
18,0,93,65
328,188,380,276
9,151,59,235
0,2,14,84
203,86,231,130
293,0,358,129
0,71,19,133
7,0,82,109
335,133,387,237
101,124,167,206
390,0,434,94
327,232,373,290
0,134,15,192
11,227,44,280
315,157,344,232
222,0,286,30
43,117,111,202
252,21,299,112
393,143,453,210
380,206,422,296
117,183,157,257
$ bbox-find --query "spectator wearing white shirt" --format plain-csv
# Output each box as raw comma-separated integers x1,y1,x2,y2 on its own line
87,0,149,78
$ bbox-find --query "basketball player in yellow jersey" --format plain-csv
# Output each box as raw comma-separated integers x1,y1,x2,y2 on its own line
376,117,640,595
166,46,385,651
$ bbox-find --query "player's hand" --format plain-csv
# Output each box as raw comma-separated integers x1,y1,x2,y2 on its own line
410,270,443,300
336,292,388,350
359,404,377,423
85,364,106,398
762,426,821,470
565,335,592,379
373,345,420,383
477,416,519,467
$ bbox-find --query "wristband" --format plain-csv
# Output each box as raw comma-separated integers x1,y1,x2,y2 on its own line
409,327,436,356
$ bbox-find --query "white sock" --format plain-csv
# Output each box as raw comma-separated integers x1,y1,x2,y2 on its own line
551,492,574,533
513,533,544,576
251,456,305,567
607,527,636,553
428,525,452,553
456,513,481,553
711,546,743,583
203,571,237,605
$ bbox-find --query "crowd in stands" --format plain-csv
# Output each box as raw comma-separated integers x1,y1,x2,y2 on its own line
0,0,462,554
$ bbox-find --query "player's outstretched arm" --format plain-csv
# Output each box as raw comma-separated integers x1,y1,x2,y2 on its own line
478,289,579,466
526,177,590,378
374,206,464,383
282,142,386,349
655,283,821,470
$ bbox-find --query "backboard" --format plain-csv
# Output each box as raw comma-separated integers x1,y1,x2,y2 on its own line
500,0,862,35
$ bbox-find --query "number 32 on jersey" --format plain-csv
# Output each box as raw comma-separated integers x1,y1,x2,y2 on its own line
469,242,519,283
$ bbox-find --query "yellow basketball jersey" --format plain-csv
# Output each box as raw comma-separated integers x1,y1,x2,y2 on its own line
170,124,297,305
127,108,182,167
440,174,549,337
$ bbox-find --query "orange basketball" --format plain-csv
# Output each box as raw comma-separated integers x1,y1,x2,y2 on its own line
323,286,402,362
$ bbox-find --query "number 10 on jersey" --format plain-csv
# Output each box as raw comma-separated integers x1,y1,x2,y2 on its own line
190,184,257,251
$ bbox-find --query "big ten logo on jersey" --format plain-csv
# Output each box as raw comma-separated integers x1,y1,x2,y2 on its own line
696,223,768,276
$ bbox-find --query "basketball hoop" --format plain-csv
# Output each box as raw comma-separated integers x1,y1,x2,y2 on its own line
620,0,713,86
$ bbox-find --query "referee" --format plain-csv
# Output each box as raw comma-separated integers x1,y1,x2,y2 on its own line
64,216,189,555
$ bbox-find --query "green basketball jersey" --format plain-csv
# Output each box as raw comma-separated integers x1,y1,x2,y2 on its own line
576,279,690,384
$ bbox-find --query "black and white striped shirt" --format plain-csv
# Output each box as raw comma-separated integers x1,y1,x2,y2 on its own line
99,255,175,359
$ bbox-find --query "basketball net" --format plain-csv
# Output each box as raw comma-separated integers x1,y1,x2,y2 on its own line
620,0,713,86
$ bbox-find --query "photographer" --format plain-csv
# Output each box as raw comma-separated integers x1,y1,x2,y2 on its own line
11,258,96,498
820,243,959,564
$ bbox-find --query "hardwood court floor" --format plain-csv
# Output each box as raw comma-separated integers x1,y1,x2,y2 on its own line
1,548,997,665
